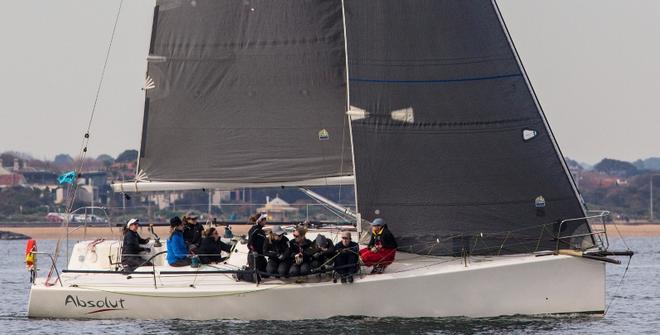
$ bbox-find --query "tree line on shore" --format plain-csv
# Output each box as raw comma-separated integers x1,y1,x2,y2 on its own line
0,150,659,222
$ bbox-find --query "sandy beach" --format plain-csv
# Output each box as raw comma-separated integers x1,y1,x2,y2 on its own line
1,223,658,240
601,223,660,237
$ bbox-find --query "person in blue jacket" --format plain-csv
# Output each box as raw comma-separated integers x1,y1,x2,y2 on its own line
167,216,191,266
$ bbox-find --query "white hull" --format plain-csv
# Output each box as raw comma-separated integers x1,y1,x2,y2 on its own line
28,239,605,320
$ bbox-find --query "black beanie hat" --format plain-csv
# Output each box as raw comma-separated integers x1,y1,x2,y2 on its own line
170,216,182,227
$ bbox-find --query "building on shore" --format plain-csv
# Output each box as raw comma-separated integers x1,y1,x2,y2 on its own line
0,165,25,188
257,195,298,221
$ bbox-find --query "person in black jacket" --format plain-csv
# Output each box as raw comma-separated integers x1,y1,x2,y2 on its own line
288,226,313,277
263,225,290,278
359,218,398,274
309,234,335,273
182,211,204,252
237,213,268,282
197,227,233,264
334,231,359,283
121,218,151,272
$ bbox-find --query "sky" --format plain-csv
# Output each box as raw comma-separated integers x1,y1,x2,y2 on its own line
0,0,658,164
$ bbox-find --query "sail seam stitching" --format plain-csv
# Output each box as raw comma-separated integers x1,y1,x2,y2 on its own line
349,73,522,84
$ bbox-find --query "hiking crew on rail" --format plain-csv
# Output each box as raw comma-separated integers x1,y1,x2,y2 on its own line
124,213,397,283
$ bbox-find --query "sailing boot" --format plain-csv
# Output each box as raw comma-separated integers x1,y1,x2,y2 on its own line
371,264,385,274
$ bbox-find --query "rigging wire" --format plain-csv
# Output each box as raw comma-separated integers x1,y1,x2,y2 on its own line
47,0,124,285
604,253,633,315
609,220,632,251
602,218,633,315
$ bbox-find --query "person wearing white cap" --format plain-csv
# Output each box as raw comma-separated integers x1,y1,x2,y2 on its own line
359,218,398,274
121,218,151,272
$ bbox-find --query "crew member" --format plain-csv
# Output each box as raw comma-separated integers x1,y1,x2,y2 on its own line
182,211,204,252
263,225,290,278
359,218,397,274
121,218,151,272
197,227,233,264
238,213,268,282
310,234,335,273
288,226,313,277
167,216,191,266
334,231,359,283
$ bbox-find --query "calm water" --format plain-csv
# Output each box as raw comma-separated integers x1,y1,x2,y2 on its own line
0,236,656,335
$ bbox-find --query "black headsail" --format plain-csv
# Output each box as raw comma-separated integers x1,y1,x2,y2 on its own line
345,0,592,255
138,0,352,185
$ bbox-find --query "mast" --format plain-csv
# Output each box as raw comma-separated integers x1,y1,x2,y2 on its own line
340,0,362,233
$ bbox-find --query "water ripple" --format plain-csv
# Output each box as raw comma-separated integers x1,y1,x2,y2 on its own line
0,237,656,335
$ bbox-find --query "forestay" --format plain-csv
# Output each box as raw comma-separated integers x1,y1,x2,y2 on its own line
345,0,592,255
138,0,352,184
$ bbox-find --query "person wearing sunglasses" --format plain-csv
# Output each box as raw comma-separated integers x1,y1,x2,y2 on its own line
288,226,313,277
182,211,204,253
333,231,359,283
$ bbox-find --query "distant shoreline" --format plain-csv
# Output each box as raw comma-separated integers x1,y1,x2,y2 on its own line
0,223,656,240
601,223,660,237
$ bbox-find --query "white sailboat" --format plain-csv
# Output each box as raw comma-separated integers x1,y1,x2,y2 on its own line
28,0,631,320
28,237,608,320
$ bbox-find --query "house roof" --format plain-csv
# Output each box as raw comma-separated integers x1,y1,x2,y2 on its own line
257,195,297,213
267,196,290,206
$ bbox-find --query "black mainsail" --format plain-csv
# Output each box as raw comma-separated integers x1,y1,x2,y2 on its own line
138,0,352,185
345,0,592,255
